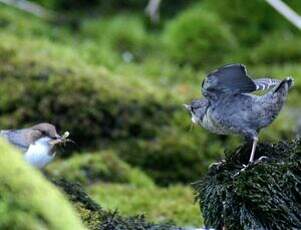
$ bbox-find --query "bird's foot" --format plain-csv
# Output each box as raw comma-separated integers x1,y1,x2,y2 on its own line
254,156,268,164
233,156,268,177
209,159,225,170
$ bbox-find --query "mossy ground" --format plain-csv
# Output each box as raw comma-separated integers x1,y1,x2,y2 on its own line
46,152,200,227
0,140,85,230
46,150,155,187
88,183,201,227
53,179,186,230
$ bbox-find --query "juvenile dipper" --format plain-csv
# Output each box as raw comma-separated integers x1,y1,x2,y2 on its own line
185,64,293,167
0,123,69,168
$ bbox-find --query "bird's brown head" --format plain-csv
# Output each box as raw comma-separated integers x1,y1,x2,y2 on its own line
31,123,61,141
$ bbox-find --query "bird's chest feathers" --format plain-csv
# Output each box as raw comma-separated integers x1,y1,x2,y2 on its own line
200,108,230,135
24,139,55,168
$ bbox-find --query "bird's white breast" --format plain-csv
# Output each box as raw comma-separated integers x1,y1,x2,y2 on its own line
24,137,55,168
201,110,230,135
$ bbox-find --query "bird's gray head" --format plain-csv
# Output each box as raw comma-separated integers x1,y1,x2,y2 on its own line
30,123,62,145
184,99,209,124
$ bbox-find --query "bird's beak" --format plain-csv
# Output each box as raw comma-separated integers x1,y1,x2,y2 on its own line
50,137,63,146
50,131,70,146
183,104,191,111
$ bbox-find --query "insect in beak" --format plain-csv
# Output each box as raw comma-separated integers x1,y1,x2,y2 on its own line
50,131,70,146
183,104,191,111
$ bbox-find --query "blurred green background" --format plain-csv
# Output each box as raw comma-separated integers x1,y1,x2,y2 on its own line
0,0,300,227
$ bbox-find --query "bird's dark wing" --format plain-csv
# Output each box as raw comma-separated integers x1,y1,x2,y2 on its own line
204,64,257,95
0,129,36,152
253,78,281,91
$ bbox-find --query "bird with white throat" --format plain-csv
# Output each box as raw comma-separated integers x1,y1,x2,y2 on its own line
0,123,70,169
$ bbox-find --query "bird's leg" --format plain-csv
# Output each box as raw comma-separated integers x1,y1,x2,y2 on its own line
249,136,258,163
209,159,226,169
250,136,268,164
234,136,268,177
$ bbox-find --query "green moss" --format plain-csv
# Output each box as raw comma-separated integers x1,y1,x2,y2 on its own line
53,179,185,230
88,183,201,227
249,33,301,64
164,4,236,68
0,140,85,229
0,6,72,42
202,0,301,45
117,128,226,185
194,140,301,230
80,15,158,67
46,150,155,187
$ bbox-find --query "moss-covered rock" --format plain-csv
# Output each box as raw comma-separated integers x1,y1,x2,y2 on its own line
0,139,85,229
0,34,176,147
164,4,236,68
46,150,155,187
53,179,185,230
194,139,301,230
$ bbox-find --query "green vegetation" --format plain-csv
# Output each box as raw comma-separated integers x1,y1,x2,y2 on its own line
53,179,184,230
164,5,236,68
88,183,201,226
202,0,301,45
0,140,85,229
46,150,155,187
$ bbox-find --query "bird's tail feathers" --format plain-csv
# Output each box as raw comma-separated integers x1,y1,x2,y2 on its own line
273,77,294,93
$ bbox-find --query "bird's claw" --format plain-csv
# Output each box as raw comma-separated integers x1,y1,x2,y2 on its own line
233,156,269,177
233,164,248,177
209,160,225,169
254,156,268,164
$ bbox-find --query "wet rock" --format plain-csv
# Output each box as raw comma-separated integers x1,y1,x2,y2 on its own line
194,139,301,230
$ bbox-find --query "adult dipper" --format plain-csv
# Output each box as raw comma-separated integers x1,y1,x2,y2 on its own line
0,123,69,168
185,64,293,167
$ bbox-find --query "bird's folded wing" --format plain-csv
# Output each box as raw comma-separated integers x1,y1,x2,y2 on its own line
205,64,257,95
0,130,30,152
253,78,281,91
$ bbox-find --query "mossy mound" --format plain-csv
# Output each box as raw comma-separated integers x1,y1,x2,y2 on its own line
194,139,301,230
53,179,184,230
46,150,155,187
164,4,236,68
0,140,85,229
88,183,201,226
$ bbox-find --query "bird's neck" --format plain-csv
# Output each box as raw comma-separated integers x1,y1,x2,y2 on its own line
27,137,54,156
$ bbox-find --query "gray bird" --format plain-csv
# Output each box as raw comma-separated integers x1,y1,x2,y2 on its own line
184,64,293,166
0,123,69,168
